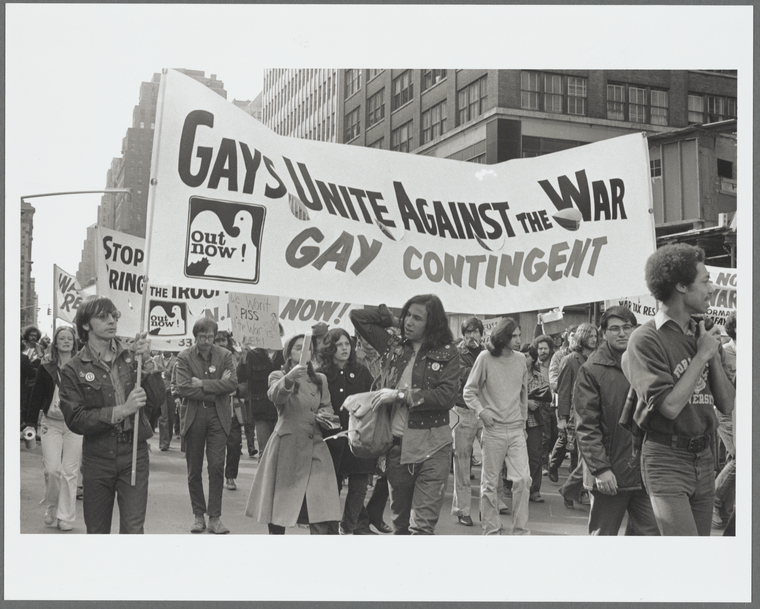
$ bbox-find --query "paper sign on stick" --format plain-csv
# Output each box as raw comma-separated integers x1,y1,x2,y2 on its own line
228,292,281,350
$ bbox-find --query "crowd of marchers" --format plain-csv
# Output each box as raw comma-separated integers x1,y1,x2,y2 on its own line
20,243,736,536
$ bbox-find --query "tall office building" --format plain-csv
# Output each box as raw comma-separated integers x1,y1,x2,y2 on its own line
261,69,338,142
21,199,38,328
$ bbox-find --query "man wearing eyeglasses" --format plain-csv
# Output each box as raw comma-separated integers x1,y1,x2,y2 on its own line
175,318,238,534
574,306,659,535
60,296,164,534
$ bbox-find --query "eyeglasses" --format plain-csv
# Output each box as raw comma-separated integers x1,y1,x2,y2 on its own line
196,334,216,343
93,310,121,321
606,325,633,335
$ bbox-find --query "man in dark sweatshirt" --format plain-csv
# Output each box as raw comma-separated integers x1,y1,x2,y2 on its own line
622,244,734,536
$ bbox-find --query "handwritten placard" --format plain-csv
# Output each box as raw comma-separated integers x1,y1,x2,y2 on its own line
228,292,281,350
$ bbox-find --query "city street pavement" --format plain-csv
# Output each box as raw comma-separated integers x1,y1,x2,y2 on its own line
20,433,720,536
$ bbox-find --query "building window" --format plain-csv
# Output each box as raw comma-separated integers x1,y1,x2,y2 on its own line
368,137,384,149
421,69,447,91
567,77,587,115
345,69,361,99
344,107,361,141
607,84,625,120
543,74,563,113
367,89,385,127
422,101,447,144
391,121,413,152
650,159,662,178
521,72,540,110
368,69,383,81
392,71,413,110
458,75,488,125
521,72,587,116
688,94,705,124
607,84,669,125
707,95,737,123
650,90,669,126
717,159,733,179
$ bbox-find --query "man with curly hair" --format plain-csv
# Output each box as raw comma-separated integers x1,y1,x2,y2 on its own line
622,244,734,536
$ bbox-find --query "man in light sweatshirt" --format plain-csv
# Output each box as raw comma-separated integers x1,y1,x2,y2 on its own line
464,317,530,535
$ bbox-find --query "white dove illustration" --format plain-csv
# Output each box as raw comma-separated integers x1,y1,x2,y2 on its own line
149,304,186,335
187,209,258,280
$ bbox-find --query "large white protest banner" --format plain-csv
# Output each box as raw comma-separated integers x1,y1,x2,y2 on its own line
604,265,736,330
145,70,656,315
53,265,84,324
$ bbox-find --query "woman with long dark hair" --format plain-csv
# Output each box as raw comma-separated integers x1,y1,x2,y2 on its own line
350,294,460,535
318,328,376,534
25,326,83,531
245,334,341,534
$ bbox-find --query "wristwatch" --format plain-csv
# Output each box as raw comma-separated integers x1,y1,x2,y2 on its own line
396,390,407,402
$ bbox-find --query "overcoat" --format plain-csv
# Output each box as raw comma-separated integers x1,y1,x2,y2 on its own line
245,370,341,526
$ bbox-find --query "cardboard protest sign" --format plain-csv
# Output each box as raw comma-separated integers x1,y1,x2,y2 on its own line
145,69,656,315
53,264,84,324
604,265,736,331
228,292,281,350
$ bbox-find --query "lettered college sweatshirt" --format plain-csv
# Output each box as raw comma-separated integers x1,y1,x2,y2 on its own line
463,349,528,425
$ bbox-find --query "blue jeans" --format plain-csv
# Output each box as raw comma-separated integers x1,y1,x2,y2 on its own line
481,423,530,535
641,439,715,536
82,441,149,534
588,488,659,535
185,407,228,518
451,406,480,516
386,443,451,535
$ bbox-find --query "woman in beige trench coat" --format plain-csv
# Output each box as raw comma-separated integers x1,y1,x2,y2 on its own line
245,334,341,534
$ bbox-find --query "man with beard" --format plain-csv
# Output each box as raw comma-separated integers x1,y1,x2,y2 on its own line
451,317,485,526
575,306,659,535
623,244,734,535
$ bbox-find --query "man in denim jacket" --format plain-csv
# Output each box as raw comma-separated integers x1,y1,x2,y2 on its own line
350,294,460,535
60,296,164,534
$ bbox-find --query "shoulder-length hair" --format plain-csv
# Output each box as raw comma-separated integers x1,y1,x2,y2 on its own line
47,326,78,366
571,323,597,353
318,328,357,377
74,295,119,344
282,333,322,394
488,317,519,358
399,294,453,349
214,330,235,352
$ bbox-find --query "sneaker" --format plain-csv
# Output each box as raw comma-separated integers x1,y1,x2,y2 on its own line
457,514,474,527
208,517,230,534
57,520,73,531
529,492,545,503
226,478,237,491
191,515,206,533
370,520,393,534
44,507,56,526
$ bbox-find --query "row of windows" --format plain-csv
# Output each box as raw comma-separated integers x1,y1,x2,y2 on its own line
263,69,337,128
345,69,448,102
344,75,487,143
520,71,736,126
650,157,734,180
